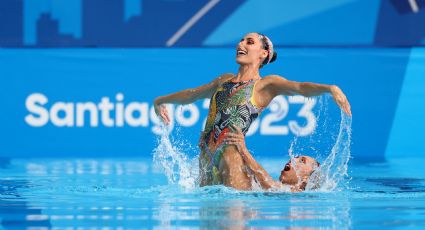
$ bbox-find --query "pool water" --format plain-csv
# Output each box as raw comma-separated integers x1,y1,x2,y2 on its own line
1,157,425,229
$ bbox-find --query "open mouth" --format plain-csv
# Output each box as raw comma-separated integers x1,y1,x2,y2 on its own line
236,48,247,56
284,163,291,171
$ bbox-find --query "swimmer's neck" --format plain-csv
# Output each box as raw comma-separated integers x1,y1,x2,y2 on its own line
236,64,261,82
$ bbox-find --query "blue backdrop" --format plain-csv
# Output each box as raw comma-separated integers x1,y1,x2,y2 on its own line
1,48,424,160
1,0,425,160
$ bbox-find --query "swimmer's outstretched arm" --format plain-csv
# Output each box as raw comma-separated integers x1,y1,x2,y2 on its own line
154,73,233,124
262,75,352,116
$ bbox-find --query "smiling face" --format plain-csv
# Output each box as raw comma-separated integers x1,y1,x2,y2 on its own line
279,156,320,185
236,33,269,67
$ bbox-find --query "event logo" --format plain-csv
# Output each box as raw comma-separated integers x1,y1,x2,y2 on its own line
25,93,317,136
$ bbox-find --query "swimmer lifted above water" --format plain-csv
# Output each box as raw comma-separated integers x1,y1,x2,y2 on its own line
154,32,351,190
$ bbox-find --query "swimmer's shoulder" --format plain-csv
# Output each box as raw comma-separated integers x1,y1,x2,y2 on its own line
215,73,235,85
262,74,288,82
257,74,289,89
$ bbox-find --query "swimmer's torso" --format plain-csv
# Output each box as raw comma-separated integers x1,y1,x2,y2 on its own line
199,77,264,188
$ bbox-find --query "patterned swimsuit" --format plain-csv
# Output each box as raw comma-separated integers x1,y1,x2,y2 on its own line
200,78,264,184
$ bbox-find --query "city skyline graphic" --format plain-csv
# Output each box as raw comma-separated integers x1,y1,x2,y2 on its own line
1,0,425,47
1,0,243,47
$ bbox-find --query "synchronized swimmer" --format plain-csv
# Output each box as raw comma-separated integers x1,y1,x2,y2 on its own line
154,32,351,191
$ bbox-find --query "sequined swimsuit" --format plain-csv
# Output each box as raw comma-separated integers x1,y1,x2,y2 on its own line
200,78,264,184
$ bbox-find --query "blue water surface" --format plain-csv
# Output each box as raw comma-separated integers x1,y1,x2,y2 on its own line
1,157,425,229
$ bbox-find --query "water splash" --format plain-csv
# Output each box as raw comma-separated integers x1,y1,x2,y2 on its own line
152,125,198,189
306,111,352,191
286,95,352,192
153,96,352,193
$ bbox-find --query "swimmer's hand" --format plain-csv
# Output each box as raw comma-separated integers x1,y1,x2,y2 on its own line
330,85,352,116
154,98,171,125
225,124,247,154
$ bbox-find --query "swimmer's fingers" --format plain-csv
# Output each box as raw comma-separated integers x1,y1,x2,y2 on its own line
225,137,239,144
154,103,170,125
160,105,171,125
343,99,352,117
229,124,243,134
339,97,351,117
337,93,351,116
335,96,349,115
225,134,241,142
160,111,168,124
225,133,246,150
225,137,243,150
331,86,352,117
163,112,170,125
226,132,244,142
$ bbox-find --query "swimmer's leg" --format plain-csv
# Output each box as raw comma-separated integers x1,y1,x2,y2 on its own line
219,145,251,190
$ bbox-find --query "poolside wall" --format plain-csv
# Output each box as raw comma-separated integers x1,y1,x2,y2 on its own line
1,0,424,160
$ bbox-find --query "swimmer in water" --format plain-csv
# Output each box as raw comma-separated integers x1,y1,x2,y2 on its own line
154,32,351,190
225,124,320,192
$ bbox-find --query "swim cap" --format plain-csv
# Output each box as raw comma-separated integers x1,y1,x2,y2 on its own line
257,33,277,65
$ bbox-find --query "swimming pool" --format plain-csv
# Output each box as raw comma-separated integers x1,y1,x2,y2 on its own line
1,157,424,229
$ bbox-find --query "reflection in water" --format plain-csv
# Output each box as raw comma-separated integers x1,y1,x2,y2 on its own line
4,159,425,229
199,200,255,230
287,195,351,230
152,189,352,229
24,159,150,176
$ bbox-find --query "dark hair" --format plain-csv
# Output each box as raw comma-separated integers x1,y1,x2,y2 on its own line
257,33,277,67
264,51,277,65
